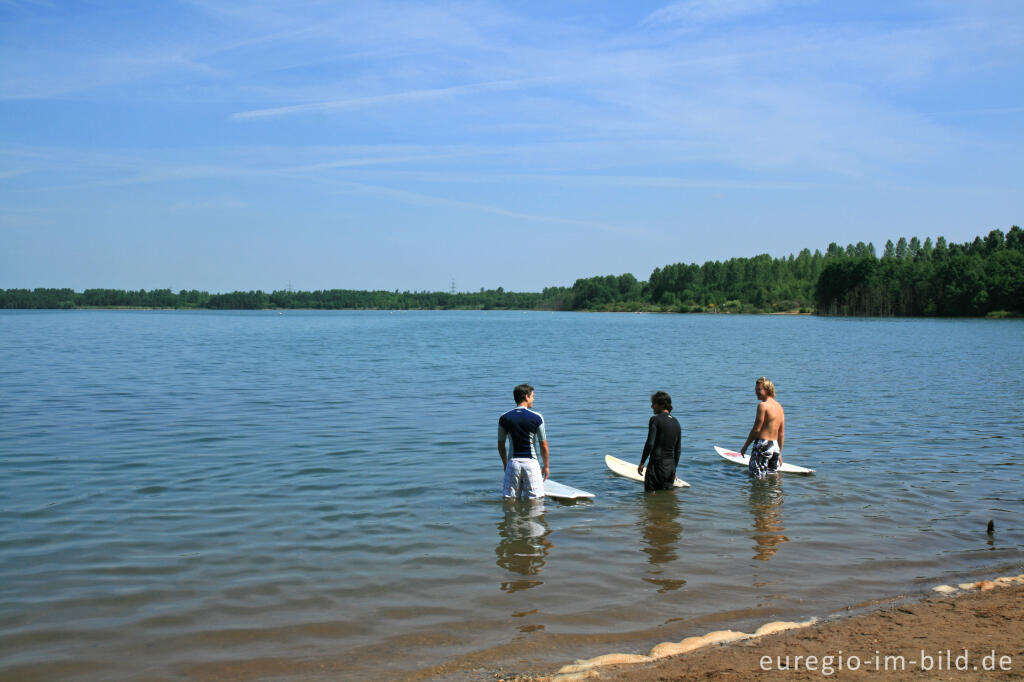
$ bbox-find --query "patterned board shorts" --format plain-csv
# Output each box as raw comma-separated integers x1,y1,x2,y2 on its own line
749,439,781,478
503,457,545,499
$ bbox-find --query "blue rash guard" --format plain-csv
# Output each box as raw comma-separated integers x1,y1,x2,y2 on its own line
498,407,547,459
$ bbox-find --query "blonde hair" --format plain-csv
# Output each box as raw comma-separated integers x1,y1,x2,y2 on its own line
756,376,775,397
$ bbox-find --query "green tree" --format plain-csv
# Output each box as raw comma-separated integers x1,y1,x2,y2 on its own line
908,237,921,260
896,237,908,259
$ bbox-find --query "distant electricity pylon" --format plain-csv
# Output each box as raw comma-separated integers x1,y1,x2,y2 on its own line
450,278,456,294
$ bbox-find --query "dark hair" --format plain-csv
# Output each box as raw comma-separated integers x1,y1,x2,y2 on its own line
651,391,672,412
513,384,534,403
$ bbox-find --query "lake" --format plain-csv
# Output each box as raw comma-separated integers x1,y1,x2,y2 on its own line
1,310,1021,680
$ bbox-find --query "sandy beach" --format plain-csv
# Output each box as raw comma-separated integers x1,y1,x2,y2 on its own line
531,577,1024,681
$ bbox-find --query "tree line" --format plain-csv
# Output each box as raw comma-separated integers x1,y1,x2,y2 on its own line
2,226,1020,317
535,226,1022,316
815,228,1024,316
0,286,558,311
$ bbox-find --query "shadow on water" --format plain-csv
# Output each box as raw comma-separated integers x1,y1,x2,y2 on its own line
639,491,687,592
495,499,552,593
748,476,788,561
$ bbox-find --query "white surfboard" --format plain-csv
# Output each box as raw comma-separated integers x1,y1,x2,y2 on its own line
604,454,690,488
543,479,595,500
714,446,815,474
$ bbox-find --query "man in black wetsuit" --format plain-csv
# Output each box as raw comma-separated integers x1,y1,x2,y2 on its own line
637,391,682,492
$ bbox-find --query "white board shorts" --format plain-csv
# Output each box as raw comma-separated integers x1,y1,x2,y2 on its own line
503,458,545,499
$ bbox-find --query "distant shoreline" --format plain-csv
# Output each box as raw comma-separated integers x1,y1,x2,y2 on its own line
5,227,1021,318
3,306,814,314
4,307,1019,318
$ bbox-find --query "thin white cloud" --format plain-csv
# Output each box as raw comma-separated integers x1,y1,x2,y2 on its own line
0,45,222,101
280,174,647,237
169,199,247,211
0,141,644,235
230,75,558,120
350,169,838,191
643,0,782,27
283,151,483,173
2,4,1022,239
926,106,1024,116
0,213,51,230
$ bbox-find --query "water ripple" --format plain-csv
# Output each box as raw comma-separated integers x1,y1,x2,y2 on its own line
1,310,1022,681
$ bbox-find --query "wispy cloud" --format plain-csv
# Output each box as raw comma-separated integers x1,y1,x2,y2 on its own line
169,198,247,211
926,106,1024,116
0,212,51,230
353,169,842,191
643,0,782,27
0,141,640,235
2,1,1022,288
278,173,646,237
231,76,557,120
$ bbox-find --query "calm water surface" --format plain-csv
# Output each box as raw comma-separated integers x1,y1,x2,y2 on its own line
1,310,1022,680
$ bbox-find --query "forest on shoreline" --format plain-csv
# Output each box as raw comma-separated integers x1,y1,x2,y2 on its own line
2,226,1021,317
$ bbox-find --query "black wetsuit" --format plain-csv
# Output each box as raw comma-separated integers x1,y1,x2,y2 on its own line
639,412,682,491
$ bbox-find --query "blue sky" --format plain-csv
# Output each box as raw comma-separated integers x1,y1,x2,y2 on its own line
1,0,1022,293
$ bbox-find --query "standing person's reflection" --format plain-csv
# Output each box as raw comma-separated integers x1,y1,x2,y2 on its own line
749,477,788,561
495,499,552,592
639,492,686,592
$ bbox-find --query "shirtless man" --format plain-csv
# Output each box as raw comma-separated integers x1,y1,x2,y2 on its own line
740,377,785,479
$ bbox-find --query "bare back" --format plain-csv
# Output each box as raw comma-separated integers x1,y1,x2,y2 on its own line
755,398,784,441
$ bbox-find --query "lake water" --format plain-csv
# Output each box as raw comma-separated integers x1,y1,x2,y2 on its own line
1,310,1021,680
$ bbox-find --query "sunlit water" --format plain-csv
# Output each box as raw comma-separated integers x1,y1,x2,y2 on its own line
1,310,1021,680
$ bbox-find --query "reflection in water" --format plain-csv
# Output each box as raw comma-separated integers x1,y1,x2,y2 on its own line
749,476,788,561
639,491,687,592
495,499,552,593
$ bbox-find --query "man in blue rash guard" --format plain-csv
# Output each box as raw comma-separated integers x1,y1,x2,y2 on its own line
498,384,550,499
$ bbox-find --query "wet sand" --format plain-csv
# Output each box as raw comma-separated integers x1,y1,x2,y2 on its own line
12,576,1017,681
541,577,1023,681
159,575,1024,681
